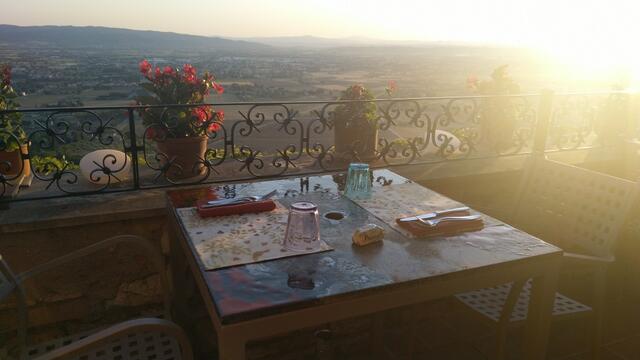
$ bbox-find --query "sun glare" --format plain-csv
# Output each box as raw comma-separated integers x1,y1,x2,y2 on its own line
534,23,640,89
323,0,640,88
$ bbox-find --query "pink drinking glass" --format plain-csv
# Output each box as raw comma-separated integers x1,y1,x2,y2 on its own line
283,201,321,251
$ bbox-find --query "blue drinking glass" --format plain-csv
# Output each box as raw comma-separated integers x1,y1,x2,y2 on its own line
344,163,371,199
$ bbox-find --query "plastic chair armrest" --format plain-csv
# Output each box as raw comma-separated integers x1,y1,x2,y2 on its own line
562,252,614,272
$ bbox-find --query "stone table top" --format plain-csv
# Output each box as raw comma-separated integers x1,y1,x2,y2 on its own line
168,169,561,324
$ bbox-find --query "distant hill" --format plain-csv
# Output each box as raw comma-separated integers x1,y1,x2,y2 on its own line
237,35,414,48
0,25,271,53
235,35,366,48
237,35,488,49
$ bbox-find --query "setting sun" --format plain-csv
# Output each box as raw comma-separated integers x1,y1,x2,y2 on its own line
330,0,640,86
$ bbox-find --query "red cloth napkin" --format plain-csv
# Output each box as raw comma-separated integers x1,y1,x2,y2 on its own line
395,210,484,238
196,199,277,218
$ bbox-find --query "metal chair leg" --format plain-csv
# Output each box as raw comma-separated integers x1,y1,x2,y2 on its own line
372,312,386,360
590,270,606,360
494,280,526,360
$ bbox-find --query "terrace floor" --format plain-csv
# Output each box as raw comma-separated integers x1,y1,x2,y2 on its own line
12,281,640,359
387,294,640,360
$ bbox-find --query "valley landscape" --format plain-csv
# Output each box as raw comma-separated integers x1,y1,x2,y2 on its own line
0,24,621,109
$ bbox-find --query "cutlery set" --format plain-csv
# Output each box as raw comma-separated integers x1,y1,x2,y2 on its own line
203,191,479,228
398,206,480,227
201,190,278,208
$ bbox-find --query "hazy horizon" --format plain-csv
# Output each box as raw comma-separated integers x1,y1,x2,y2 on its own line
0,23,499,44
3,0,640,83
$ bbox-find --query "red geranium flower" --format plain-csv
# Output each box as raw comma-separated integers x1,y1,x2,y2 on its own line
163,66,175,76
192,106,211,122
183,64,196,76
351,84,365,98
1,65,11,86
386,80,397,94
146,127,168,140
154,67,162,79
208,110,224,132
212,82,224,94
184,73,197,85
139,59,152,74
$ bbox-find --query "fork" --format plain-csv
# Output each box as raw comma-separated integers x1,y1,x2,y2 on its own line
417,214,481,227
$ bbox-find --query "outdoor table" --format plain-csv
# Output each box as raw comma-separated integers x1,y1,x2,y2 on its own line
166,169,561,360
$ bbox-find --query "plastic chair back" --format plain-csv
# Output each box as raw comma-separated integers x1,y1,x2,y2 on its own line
513,156,637,257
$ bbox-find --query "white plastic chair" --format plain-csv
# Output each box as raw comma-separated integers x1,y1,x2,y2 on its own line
455,156,638,359
0,235,193,360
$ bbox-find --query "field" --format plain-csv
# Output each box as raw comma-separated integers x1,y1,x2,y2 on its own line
2,42,625,111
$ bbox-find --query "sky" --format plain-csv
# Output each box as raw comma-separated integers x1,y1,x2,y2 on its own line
0,0,636,43
2,0,640,79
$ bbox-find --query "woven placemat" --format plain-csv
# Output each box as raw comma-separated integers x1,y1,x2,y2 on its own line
177,202,332,270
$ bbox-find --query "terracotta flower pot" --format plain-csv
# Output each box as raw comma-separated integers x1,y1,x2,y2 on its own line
480,97,517,152
334,117,378,161
156,136,208,179
0,144,30,177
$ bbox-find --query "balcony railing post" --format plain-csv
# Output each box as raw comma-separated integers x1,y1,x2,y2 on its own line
627,93,640,141
622,93,640,178
533,90,554,155
127,107,140,190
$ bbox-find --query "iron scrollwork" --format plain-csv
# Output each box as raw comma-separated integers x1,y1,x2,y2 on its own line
0,92,612,202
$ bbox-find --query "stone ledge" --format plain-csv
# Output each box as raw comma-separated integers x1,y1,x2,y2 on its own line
0,189,168,233
392,147,615,182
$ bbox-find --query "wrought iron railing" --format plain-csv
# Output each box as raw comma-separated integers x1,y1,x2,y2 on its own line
0,91,630,202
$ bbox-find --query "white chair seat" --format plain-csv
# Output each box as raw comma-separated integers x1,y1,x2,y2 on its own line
25,327,95,359
456,279,591,322
25,326,183,360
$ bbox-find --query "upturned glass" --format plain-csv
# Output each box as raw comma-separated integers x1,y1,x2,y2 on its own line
283,201,321,251
344,163,371,199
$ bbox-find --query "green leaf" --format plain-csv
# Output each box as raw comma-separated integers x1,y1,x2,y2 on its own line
139,82,157,94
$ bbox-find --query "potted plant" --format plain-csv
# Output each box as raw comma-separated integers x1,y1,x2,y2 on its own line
31,155,76,175
333,84,379,160
467,65,520,152
0,64,30,178
136,60,224,179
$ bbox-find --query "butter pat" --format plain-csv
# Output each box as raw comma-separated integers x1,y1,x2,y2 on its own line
352,224,385,246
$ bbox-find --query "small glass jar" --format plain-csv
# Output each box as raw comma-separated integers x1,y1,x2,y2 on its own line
344,163,371,199
284,201,321,252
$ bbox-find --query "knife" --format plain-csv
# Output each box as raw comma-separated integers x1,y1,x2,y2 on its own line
398,206,471,222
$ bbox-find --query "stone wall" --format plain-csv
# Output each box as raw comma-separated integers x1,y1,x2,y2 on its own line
0,191,168,354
